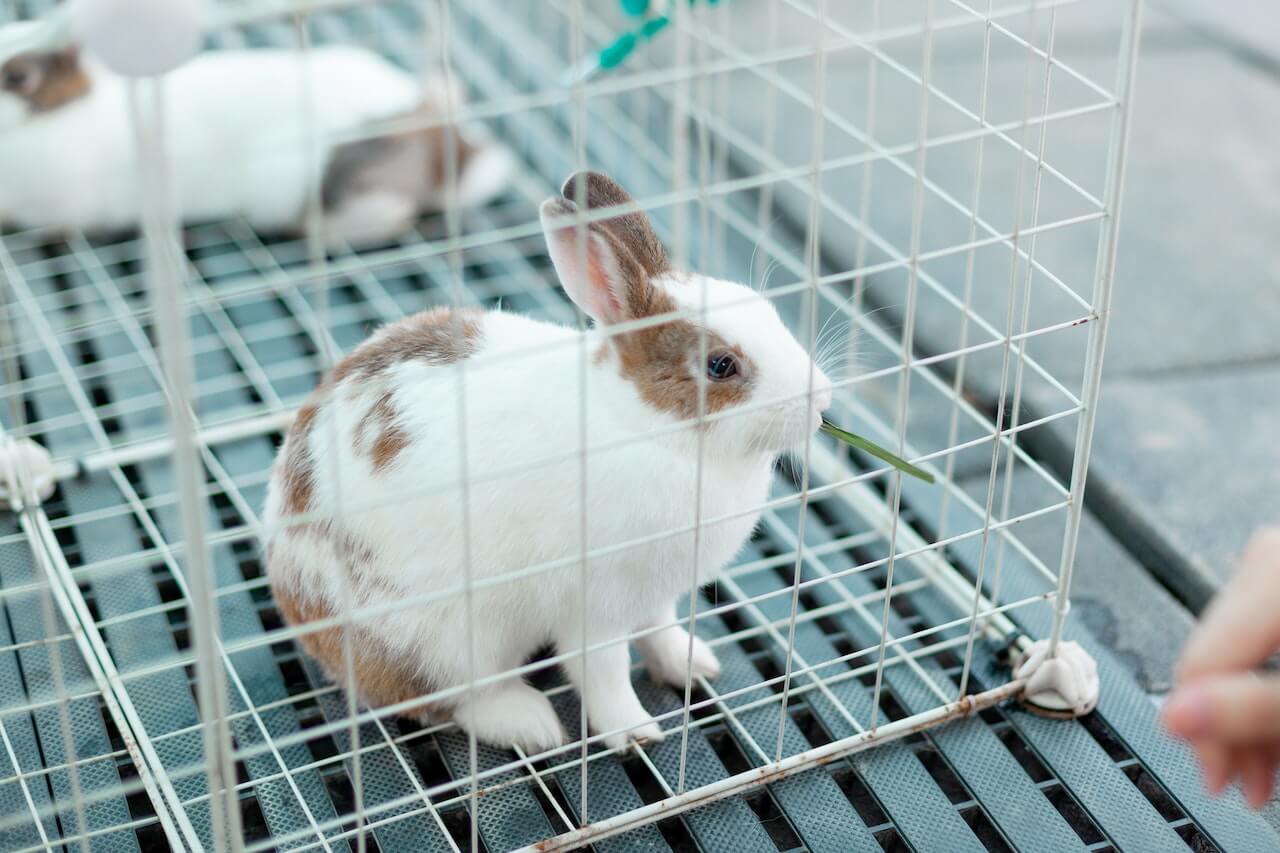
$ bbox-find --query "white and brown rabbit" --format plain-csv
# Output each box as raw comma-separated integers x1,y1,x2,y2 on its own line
262,171,834,752
0,20,512,245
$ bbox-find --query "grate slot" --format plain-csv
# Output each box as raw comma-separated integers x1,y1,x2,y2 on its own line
62,248,350,848
698,547,893,852
616,753,694,853
629,679,778,853
543,693,673,853
4,270,172,851
890,479,1239,850
0,563,77,850
722,534,983,852
767,498,1088,851
433,728,555,852
891,474,1263,851
0,2,1269,852
200,233,454,849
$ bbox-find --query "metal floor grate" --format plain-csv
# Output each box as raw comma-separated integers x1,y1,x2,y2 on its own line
0,0,1276,850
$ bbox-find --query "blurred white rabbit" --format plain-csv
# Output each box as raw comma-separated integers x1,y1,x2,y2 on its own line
0,19,513,245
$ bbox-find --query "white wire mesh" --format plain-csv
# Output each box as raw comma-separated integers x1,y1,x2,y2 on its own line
0,0,1142,850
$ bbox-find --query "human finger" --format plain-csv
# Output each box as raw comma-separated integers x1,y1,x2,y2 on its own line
1177,528,1280,684
1193,740,1232,796
1163,672,1280,743
1239,747,1276,810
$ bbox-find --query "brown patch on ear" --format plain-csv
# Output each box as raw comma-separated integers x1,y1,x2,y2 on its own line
544,194,663,324
610,289,756,420
280,404,320,516
330,307,482,384
2,48,90,113
559,171,669,278
591,221,660,321
273,581,442,715
357,391,410,473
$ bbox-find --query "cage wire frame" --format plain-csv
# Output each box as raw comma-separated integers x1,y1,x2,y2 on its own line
0,0,1145,850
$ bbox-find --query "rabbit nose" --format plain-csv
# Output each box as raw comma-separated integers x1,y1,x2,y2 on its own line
814,386,833,412
810,370,834,412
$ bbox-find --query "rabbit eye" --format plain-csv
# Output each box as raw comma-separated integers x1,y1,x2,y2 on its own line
3,67,30,92
706,351,738,381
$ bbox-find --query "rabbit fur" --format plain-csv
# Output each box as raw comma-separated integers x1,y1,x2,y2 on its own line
262,171,834,752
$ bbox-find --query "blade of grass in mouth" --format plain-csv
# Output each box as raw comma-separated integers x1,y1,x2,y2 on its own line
819,417,936,484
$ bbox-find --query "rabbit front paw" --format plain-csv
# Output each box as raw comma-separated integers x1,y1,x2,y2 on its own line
642,628,722,687
453,681,565,755
599,714,664,751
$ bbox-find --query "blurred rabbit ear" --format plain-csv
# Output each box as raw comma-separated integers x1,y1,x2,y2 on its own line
0,3,74,63
559,170,668,278
540,196,650,326
0,22,56,67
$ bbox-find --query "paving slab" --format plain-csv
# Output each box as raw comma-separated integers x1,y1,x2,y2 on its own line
1081,363,1280,610
666,3,1280,389
1155,0,1280,67
690,1,1280,616
953,40,1280,382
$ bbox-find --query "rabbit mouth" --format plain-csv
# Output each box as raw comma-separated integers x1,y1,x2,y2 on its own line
747,406,825,455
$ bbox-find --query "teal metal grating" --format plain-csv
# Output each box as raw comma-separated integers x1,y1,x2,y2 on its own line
0,0,1275,850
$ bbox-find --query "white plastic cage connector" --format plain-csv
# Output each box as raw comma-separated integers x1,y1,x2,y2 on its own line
0,436,56,509
72,0,208,77
1014,640,1100,719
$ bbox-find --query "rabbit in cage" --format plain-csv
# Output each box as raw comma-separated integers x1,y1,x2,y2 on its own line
262,171,835,752
0,22,513,246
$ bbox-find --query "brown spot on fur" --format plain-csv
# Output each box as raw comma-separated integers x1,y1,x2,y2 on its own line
292,520,377,569
321,115,480,212
273,582,439,714
427,125,470,187
1,48,90,113
290,520,405,605
609,288,756,420
559,171,669,278
279,309,476,521
372,425,409,473
331,307,482,384
356,391,409,473
280,404,319,517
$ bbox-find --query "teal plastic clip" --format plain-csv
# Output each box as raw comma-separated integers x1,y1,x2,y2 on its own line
562,0,723,87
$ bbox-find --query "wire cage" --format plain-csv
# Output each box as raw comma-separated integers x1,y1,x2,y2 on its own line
0,0,1145,850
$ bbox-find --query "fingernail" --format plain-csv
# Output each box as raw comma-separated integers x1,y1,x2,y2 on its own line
1162,687,1211,738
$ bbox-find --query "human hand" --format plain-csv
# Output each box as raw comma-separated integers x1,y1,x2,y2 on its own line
1163,527,1280,808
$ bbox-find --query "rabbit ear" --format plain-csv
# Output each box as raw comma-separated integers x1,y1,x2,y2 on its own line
540,196,652,325
558,171,668,278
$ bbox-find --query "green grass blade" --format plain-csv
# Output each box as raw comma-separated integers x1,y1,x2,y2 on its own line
819,419,936,484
